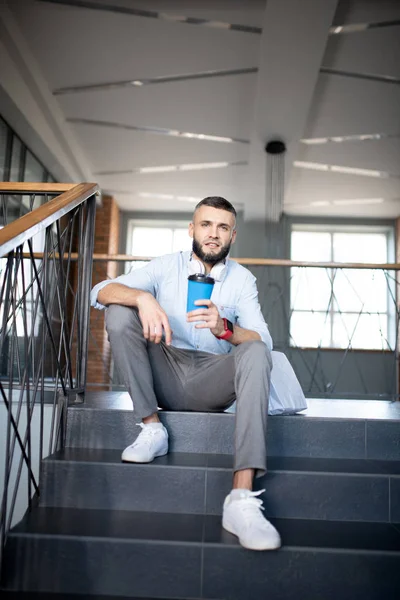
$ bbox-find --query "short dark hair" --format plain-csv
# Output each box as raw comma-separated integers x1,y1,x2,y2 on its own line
194,196,237,218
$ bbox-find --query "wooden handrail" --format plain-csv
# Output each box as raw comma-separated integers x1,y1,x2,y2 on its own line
0,183,99,257
0,183,78,194
91,255,400,270
19,252,400,270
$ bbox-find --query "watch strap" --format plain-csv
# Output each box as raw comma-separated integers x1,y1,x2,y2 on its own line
215,318,234,340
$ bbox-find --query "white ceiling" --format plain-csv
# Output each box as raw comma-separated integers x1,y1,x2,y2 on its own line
3,0,400,219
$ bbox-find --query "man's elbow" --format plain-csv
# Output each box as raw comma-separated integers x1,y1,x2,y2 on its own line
97,287,110,306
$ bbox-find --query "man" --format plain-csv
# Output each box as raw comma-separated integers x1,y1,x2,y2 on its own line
91,196,281,551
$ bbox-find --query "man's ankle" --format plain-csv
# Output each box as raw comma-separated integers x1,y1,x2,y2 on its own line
142,413,161,425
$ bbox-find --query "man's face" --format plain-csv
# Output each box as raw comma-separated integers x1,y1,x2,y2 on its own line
189,205,236,265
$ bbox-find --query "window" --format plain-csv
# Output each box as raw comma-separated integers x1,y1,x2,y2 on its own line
0,116,56,184
0,116,57,342
126,219,192,272
290,225,394,350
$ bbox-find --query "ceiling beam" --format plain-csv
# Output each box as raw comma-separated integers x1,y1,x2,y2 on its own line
245,0,338,221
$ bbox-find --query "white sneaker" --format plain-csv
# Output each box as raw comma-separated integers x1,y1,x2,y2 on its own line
121,423,169,463
222,489,281,551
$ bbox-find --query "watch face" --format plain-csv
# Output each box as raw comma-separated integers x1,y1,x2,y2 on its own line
226,319,234,333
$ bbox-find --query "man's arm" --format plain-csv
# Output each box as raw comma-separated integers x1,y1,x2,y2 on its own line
98,283,172,345
98,283,148,307
186,299,260,346
222,323,261,345
186,271,272,349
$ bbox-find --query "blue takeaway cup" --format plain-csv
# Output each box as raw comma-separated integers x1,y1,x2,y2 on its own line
187,274,215,313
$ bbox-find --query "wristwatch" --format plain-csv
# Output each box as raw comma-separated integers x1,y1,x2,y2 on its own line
215,318,234,341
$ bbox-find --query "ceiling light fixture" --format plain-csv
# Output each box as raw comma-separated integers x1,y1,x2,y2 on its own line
179,162,229,171
301,133,394,145
330,165,385,177
139,166,177,173
130,80,144,86
332,198,385,206
294,161,329,171
139,192,174,200
329,22,369,34
295,161,389,178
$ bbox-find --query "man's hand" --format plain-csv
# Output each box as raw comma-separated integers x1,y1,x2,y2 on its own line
186,299,225,337
136,292,172,345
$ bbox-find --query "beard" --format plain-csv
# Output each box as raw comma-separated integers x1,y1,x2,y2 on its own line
192,236,231,266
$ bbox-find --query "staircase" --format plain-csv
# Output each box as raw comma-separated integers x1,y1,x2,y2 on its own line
2,394,400,599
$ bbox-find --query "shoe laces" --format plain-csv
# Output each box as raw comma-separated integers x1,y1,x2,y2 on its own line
235,489,269,526
132,423,161,448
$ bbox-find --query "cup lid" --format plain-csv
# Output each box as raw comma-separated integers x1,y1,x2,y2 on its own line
188,273,215,284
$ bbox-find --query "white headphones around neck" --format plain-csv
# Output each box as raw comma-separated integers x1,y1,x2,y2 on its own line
188,257,226,282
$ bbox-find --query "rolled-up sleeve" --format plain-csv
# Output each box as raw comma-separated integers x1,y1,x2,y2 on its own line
236,273,273,351
90,259,161,310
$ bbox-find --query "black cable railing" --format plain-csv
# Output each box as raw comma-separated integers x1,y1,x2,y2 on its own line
86,255,400,401
0,182,98,578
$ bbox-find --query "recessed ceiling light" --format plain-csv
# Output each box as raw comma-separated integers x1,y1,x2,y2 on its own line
139,166,177,173
329,23,368,34
139,192,174,200
301,138,329,145
131,80,144,86
301,133,393,144
179,162,229,171
294,161,329,171
330,165,385,177
294,161,389,178
332,198,385,206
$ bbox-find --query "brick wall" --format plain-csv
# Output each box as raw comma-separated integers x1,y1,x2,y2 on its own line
87,195,120,388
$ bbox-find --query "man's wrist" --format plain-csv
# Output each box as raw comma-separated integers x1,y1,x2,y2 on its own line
136,290,152,307
214,318,234,340
212,317,226,337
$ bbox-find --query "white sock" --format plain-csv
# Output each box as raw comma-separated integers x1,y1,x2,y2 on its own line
142,422,164,429
230,489,251,501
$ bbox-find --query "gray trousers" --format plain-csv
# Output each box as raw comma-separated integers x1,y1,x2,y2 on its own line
105,305,272,477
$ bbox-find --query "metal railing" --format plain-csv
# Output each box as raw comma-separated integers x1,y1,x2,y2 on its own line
87,255,400,401
0,182,98,575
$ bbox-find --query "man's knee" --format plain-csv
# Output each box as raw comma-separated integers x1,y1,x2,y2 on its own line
105,304,139,336
235,340,272,370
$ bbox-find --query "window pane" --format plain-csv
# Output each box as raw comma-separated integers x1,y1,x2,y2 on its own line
333,233,387,263
24,150,45,182
126,260,149,274
131,227,173,257
0,119,8,180
333,268,387,313
291,267,332,311
290,311,331,347
172,228,192,252
291,231,331,261
10,136,22,181
332,313,388,350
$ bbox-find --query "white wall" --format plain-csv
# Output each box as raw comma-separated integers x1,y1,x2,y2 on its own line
0,402,54,529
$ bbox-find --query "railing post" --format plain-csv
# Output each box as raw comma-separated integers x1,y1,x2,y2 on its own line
74,193,97,403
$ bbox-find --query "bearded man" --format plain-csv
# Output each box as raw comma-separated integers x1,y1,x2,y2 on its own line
91,196,281,551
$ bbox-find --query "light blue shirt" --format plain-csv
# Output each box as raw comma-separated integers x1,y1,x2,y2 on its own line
91,251,273,354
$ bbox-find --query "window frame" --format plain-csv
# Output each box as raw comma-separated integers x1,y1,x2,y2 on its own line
125,218,192,272
289,222,396,351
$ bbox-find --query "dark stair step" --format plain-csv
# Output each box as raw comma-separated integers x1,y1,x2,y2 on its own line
66,405,400,461
3,506,400,599
40,448,400,522
0,594,197,600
